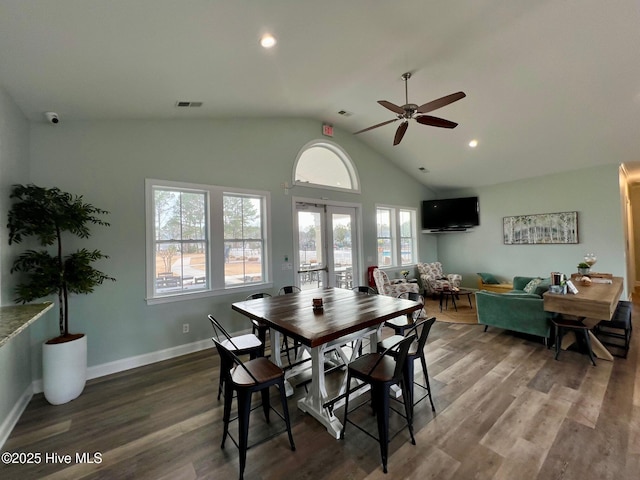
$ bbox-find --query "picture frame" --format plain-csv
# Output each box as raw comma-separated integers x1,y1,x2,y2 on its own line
503,211,578,245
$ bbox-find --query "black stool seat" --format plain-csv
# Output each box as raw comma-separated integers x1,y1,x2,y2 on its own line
595,300,632,358
552,317,596,366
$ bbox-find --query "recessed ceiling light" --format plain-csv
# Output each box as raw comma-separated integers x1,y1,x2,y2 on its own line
260,34,277,49
468,139,478,148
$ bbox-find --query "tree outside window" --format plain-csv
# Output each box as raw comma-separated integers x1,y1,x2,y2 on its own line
223,195,264,286
147,180,270,303
153,188,207,294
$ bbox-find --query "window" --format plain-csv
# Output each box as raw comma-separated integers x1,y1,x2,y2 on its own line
293,140,360,192
223,195,265,287
376,206,417,267
376,208,393,266
146,179,270,303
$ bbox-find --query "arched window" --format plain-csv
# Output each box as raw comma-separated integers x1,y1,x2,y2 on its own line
293,141,360,193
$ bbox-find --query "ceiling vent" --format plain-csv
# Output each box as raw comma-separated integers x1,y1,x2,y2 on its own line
175,101,203,107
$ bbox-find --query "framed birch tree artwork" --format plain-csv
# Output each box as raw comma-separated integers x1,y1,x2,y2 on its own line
503,211,578,244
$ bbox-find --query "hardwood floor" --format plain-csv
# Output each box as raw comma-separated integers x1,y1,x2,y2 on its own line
2,296,639,480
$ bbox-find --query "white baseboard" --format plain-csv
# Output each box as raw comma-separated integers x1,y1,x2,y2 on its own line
0,384,33,449
32,337,214,394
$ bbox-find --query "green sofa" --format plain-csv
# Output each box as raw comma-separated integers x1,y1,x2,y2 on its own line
476,276,554,342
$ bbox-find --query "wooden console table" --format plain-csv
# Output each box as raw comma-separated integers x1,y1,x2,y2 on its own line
543,277,623,361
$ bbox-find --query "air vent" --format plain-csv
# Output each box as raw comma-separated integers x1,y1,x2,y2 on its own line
175,101,203,107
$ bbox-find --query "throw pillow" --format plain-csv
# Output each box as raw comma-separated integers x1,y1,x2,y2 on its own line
534,277,551,296
477,272,500,284
523,278,543,294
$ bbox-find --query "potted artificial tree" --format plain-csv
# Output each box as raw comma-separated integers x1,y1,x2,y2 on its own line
7,184,115,405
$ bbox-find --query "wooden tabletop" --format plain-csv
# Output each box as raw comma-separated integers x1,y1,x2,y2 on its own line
542,276,623,320
232,287,421,348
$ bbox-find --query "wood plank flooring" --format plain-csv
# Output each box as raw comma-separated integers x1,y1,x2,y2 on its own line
2,296,639,480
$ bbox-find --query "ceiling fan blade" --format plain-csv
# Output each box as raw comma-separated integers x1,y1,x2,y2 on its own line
416,91,466,114
393,122,409,146
415,115,458,129
353,118,398,135
378,100,405,115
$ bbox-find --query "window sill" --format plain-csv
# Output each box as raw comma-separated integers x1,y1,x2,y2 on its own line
146,283,273,305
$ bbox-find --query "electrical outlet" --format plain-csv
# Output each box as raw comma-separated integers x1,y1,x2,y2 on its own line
182,323,189,333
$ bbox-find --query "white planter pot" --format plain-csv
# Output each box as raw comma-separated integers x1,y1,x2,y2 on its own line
42,334,87,405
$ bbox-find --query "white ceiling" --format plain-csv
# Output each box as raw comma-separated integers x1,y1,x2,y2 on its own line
1,0,640,191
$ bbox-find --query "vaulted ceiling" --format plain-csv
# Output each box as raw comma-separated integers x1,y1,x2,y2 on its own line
1,1,639,191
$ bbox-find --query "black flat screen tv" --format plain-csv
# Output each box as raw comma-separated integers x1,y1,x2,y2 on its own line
421,196,479,231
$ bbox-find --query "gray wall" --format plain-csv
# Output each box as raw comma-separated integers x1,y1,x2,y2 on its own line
26,118,437,374
0,86,32,431
434,164,627,293
1,108,629,429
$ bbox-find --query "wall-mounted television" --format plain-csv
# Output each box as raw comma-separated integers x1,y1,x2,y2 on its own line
421,196,479,231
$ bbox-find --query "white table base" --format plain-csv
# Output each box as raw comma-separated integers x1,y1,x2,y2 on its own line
272,326,380,439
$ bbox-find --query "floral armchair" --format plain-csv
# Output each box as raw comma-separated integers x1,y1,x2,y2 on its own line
417,262,462,295
372,268,419,297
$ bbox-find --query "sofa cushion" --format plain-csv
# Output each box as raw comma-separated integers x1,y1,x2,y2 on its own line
477,272,499,284
503,292,542,299
523,278,542,294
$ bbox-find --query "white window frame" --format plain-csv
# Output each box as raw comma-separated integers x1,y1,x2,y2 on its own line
292,140,361,193
375,205,418,268
145,179,271,304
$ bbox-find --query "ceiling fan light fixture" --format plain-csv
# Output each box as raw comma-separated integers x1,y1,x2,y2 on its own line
260,33,277,49
353,72,465,145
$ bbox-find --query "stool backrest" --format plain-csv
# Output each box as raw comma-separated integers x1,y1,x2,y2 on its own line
211,337,259,384
368,334,416,382
208,314,239,350
413,317,436,353
397,291,425,320
352,285,377,295
279,285,301,295
246,292,272,300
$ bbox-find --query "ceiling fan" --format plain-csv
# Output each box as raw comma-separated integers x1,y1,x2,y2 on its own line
354,72,466,146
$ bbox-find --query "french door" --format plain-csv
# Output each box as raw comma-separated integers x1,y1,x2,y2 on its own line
295,202,359,290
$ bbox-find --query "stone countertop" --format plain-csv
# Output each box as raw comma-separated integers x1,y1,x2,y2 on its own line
0,302,54,348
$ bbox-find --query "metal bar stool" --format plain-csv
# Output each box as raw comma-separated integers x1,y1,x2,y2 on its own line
341,335,416,474
595,300,632,358
384,292,425,336
378,317,437,411
213,338,295,480
208,315,263,400
245,292,272,357
552,317,596,366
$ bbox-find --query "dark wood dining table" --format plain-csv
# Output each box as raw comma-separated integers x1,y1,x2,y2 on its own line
231,287,422,438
